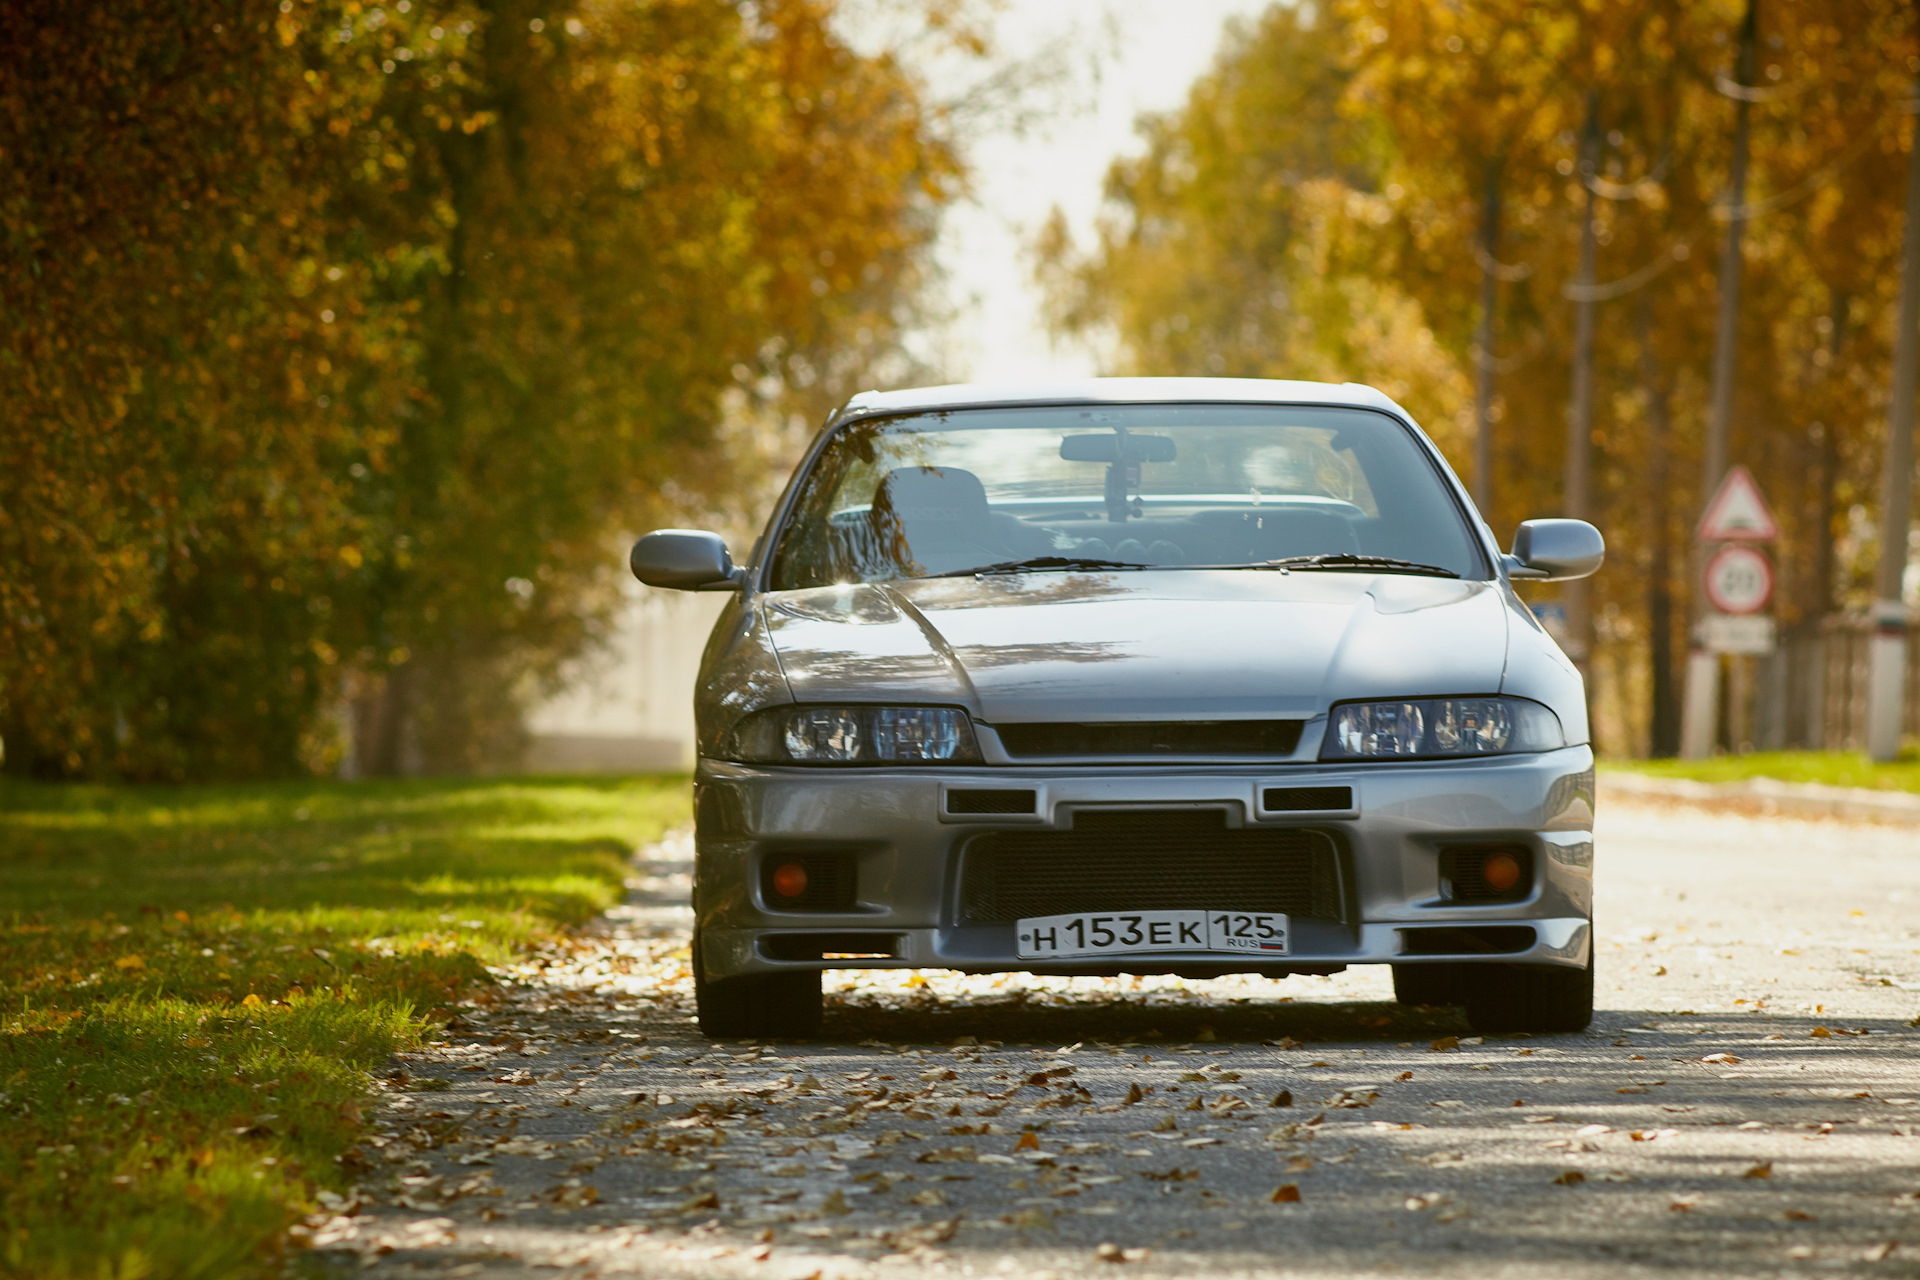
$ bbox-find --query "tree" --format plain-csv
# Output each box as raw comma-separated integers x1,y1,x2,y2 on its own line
0,0,967,779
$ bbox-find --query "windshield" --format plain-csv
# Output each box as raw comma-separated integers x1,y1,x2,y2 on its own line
766,403,1487,589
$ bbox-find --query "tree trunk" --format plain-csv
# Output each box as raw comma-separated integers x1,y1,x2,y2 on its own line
1472,157,1504,517
1639,297,1680,757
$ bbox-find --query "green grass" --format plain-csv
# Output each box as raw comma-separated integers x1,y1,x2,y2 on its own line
1605,750,1920,794
0,775,688,1280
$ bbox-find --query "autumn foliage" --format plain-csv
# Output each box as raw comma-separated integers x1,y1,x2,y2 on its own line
0,0,961,779
1041,0,1920,753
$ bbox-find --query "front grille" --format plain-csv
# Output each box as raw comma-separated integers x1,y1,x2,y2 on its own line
958,810,1342,924
1263,785,1353,812
994,720,1304,758
947,788,1038,815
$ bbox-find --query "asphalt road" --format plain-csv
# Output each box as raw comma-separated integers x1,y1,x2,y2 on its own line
321,796,1920,1279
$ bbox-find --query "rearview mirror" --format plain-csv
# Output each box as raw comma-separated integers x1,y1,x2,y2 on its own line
1059,433,1177,463
1507,519,1604,582
630,529,744,591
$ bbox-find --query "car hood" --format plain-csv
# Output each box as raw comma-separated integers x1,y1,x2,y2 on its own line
760,570,1510,725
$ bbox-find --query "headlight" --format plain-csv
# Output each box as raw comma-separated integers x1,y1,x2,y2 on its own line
723,705,983,765
1320,697,1564,760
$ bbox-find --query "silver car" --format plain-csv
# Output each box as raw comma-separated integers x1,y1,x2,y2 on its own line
632,379,1603,1040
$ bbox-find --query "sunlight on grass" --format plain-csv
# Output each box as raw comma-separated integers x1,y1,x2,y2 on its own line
1604,751,1920,794
0,774,687,1279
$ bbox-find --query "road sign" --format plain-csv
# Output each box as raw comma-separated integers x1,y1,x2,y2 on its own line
1701,613,1776,654
1703,544,1773,615
1698,465,1779,542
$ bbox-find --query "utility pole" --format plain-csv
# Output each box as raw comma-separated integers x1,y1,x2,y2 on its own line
1866,63,1920,761
1565,95,1601,684
1472,158,1504,516
1680,0,1759,759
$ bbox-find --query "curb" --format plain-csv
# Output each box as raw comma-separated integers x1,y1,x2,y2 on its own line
1601,771,1920,826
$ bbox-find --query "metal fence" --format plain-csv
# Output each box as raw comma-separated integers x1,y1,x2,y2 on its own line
1756,611,1920,751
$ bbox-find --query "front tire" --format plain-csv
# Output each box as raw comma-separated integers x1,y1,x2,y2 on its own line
1460,957,1594,1034
1392,963,1464,1007
692,929,823,1040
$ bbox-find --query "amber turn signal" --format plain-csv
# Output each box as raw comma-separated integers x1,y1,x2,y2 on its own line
771,862,810,898
1481,852,1522,892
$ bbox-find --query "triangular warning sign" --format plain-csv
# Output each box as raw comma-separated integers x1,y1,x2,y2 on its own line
1698,465,1778,542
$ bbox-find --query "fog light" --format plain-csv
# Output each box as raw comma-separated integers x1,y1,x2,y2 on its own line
1481,852,1522,892
771,862,810,898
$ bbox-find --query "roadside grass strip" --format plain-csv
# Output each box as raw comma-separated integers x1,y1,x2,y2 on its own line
1607,750,1920,794
0,775,686,1279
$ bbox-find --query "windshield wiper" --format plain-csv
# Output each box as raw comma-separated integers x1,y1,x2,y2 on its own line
1255,553,1459,578
933,555,1149,578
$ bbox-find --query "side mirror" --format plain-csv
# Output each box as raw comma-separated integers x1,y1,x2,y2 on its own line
1507,519,1604,581
630,529,745,591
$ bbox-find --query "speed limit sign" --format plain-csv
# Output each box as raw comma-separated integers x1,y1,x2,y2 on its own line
1704,544,1772,615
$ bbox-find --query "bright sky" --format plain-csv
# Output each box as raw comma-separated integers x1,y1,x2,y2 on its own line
916,0,1272,383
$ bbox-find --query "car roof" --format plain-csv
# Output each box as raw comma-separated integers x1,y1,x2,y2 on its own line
838,377,1406,420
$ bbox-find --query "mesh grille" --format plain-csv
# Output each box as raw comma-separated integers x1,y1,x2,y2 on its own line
995,720,1304,758
947,788,1038,815
1262,786,1353,812
958,810,1341,924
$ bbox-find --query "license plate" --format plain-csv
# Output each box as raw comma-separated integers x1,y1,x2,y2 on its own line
1015,910,1290,959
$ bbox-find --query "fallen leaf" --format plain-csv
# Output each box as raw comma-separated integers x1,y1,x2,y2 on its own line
1269,1090,1294,1108
1782,1209,1815,1222
1810,1026,1832,1039
1014,1131,1040,1151
1430,1037,1459,1053
820,1189,851,1215
1122,1083,1144,1106
1271,1184,1302,1203
1742,1162,1773,1179
1701,1053,1741,1064
915,1147,977,1164
1863,1242,1898,1262
1552,1170,1585,1185
1095,1242,1126,1263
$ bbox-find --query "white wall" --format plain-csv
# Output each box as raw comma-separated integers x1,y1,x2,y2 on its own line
522,584,729,773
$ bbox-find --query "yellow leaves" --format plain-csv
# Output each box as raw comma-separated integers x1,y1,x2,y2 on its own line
240,994,265,1009
112,955,146,971
1743,1161,1774,1179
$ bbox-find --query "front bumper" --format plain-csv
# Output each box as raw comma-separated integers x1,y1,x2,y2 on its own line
692,746,1595,981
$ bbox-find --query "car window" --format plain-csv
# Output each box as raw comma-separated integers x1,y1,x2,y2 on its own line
767,403,1486,588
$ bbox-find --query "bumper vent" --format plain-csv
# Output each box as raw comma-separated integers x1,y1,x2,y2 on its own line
947,788,1037,815
1439,844,1533,903
995,720,1304,758
760,853,856,912
958,810,1343,925
1400,925,1535,956
1262,785,1353,812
